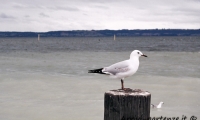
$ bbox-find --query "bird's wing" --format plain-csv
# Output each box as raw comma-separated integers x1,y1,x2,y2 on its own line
102,60,130,75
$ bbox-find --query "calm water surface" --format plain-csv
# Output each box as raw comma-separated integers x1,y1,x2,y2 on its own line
0,37,199,120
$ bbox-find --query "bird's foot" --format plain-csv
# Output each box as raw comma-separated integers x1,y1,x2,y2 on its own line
118,88,134,92
121,88,127,90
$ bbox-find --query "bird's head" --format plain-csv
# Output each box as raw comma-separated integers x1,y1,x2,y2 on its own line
130,50,147,59
160,101,164,105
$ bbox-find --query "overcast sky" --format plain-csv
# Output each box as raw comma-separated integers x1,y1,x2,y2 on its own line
1,0,200,32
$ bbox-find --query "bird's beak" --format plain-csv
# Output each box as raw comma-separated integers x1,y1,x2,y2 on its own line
142,54,147,57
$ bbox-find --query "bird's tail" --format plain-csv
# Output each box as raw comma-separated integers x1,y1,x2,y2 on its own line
88,68,106,74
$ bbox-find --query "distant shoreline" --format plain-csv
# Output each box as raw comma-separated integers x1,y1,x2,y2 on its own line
0,29,200,37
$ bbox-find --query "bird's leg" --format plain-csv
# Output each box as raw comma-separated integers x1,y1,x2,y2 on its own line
121,79,124,90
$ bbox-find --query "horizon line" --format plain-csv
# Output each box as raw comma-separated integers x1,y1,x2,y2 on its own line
1,28,200,33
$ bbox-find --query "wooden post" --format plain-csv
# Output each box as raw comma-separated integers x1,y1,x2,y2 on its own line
104,88,151,120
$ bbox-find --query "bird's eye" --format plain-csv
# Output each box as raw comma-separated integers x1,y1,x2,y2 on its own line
137,52,139,54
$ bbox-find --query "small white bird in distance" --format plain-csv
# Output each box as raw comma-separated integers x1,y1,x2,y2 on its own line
151,102,164,108
88,50,147,90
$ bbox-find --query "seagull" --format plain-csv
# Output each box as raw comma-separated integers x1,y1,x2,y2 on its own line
88,50,147,90
151,102,164,108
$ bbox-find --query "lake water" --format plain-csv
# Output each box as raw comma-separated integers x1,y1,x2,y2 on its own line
0,37,200,120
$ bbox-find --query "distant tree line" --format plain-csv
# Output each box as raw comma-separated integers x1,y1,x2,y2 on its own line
0,29,200,37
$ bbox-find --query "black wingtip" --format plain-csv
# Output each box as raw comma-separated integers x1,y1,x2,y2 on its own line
88,68,106,74
88,70,93,73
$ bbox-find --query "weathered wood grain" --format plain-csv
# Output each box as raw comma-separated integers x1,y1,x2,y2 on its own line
104,88,151,120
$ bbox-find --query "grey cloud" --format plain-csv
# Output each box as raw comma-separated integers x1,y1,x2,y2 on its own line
0,13,15,19
48,6,79,11
12,2,44,9
24,15,30,18
94,5,109,9
12,3,27,9
0,0,200,31
172,7,200,16
39,13,49,17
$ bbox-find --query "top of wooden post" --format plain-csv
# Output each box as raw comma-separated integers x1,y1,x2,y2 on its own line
104,88,151,120
105,88,150,96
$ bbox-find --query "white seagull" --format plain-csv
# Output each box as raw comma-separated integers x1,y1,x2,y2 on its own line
88,50,147,90
151,102,164,108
